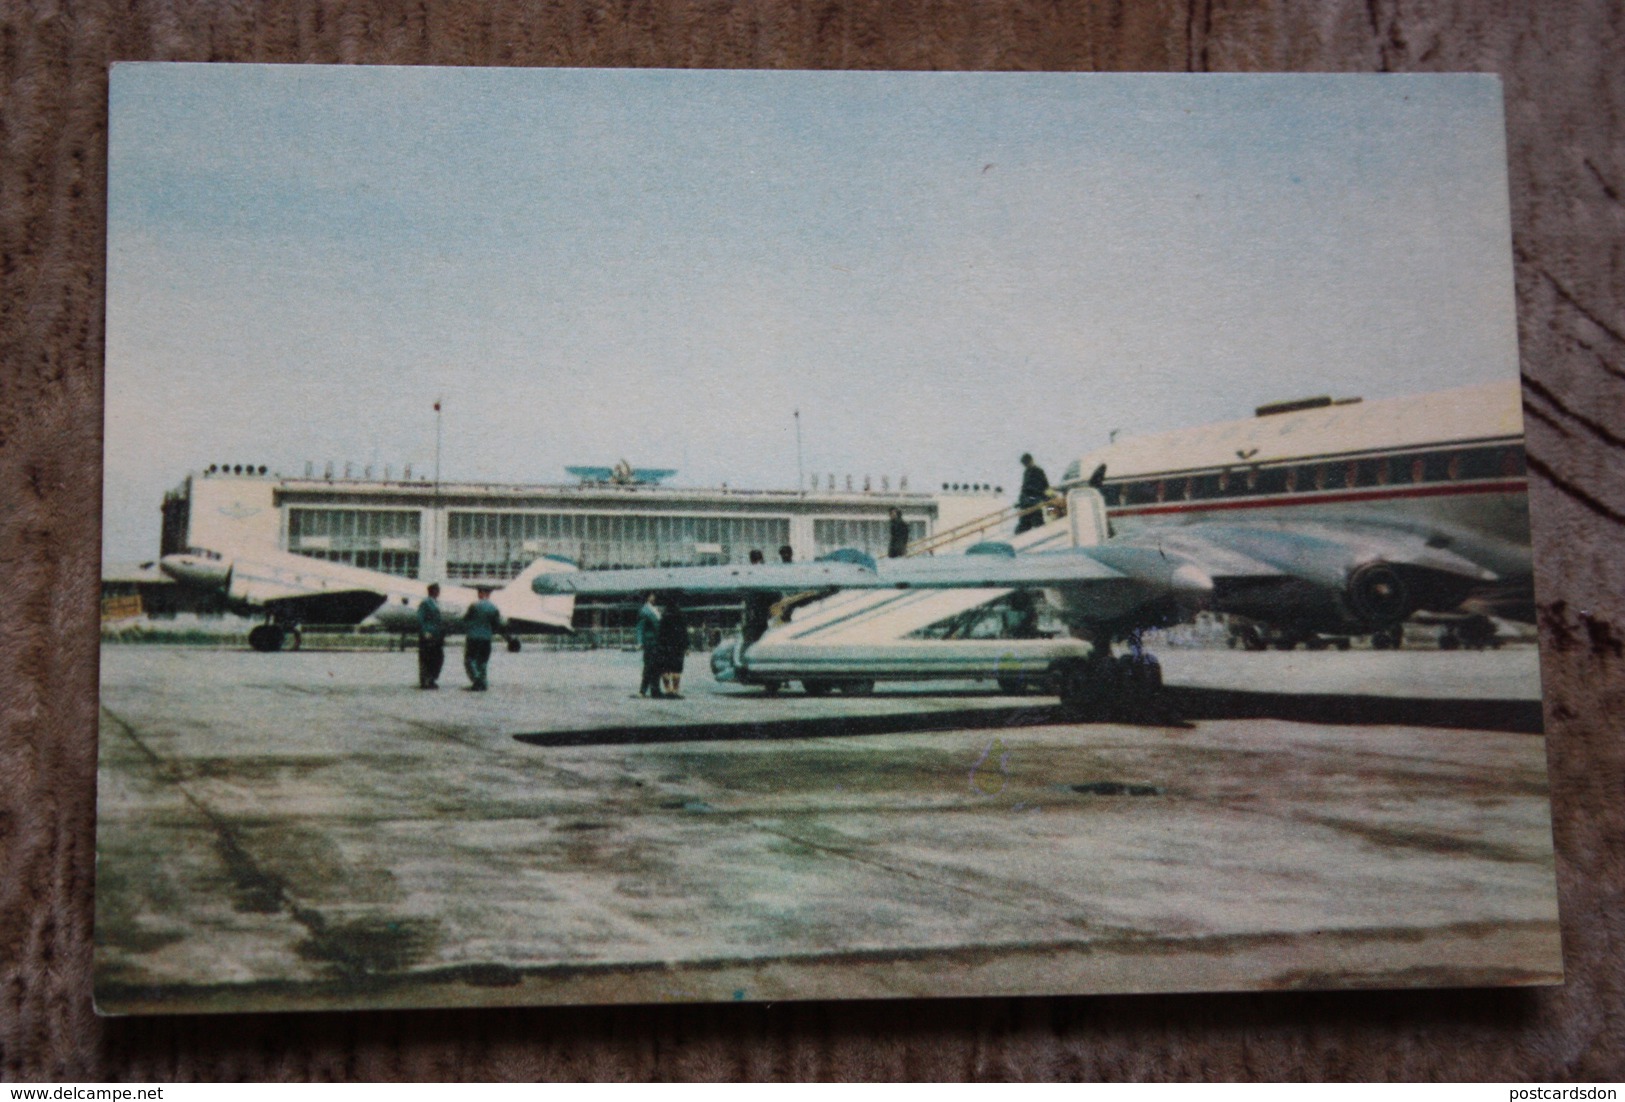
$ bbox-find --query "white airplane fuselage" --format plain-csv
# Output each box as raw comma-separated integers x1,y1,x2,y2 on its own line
1057,378,1532,632
159,543,575,639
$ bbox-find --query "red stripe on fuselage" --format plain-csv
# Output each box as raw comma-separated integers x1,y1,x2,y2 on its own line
1109,478,1527,519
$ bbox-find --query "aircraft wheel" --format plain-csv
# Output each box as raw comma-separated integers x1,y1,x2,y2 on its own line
1057,660,1104,716
1272,640,1296,651
1306,637,1329,651
760,681,782,695
248,624,286,652
838,679,875,695
507,637,522,653
801,680,832,697
1236,626,1266,652
1116,654,1162,708
1459,616,1497,650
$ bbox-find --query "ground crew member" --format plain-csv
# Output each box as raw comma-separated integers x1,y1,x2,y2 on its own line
417,583,445,689
636,592,664,698
462,585,502,691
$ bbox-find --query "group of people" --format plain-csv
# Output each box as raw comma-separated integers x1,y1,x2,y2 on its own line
635,590,692,698
411,461,1047,698
414,582,503,692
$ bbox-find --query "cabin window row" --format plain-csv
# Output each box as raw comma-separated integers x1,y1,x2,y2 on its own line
1103,444,1526,508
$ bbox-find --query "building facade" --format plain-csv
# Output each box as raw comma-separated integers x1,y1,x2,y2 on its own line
164,468,937,587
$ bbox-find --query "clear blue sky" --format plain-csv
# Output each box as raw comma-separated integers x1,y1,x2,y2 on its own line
104,66,1518,561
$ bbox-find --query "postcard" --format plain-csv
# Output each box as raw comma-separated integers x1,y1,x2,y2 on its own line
97,65,1559,1014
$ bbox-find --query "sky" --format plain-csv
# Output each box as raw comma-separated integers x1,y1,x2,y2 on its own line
103,66,1519,562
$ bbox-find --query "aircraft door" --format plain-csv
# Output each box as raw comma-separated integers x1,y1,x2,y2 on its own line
1067,488,1109,548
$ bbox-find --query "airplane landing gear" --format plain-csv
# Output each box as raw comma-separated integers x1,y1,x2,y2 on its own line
1370,625,1404,650
1056,652,1163,718
248,623,285,652
247,622,301,652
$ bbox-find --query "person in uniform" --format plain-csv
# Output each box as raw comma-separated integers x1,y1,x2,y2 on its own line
416,583,445,689
636,592,664,698
462,584,503,691
1016,453,1050,534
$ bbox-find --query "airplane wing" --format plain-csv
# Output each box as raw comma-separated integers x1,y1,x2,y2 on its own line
530,559,887,595
229,569,392,624
532,522,1502,631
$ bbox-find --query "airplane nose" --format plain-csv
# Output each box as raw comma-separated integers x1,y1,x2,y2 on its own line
159,554,230,589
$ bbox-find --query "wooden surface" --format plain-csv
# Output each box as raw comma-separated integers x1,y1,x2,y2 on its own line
2,0,1622,1081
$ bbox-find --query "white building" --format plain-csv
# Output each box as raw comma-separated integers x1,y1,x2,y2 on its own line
162,466,953,587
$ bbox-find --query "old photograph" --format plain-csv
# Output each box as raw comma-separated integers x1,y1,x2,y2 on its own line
97,65,1559,1014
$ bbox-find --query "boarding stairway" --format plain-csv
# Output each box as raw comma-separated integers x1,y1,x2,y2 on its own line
751,497,1077,654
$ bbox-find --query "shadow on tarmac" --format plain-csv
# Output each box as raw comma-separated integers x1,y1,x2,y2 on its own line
1164,687,1544,735
512,688,1543,748
513,703,1075,748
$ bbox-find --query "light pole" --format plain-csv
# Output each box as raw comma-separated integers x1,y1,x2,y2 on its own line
794,409,805,494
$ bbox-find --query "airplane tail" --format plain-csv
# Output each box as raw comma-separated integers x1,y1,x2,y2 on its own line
497,555,578,632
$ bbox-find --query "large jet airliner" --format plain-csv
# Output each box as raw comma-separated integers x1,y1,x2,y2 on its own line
161,545,576,651
531,379,1532,712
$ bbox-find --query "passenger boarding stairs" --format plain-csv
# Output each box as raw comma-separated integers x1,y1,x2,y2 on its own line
758,498,1075,651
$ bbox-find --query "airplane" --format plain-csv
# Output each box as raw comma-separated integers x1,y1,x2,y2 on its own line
530,379,1532,713
160,545,577,652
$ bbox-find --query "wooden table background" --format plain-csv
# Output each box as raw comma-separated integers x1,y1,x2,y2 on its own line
2,0,1621,1081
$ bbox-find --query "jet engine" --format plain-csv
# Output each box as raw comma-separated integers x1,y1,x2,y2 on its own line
1344,562,1412,626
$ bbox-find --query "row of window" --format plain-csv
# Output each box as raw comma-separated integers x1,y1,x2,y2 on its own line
288,508,421,546
1103,444,1526,509
282,508,928,576
813,518,927,560
448,511,791,549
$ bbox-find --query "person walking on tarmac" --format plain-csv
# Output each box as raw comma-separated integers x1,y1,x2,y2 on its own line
1016,453,1051,534
417,583,446,689
462,584,503,691
636,591,664,698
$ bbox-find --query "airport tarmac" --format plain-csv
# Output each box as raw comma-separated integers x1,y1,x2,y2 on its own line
94,643,1561,1014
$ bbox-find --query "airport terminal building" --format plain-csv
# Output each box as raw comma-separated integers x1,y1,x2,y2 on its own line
160,465,974,587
